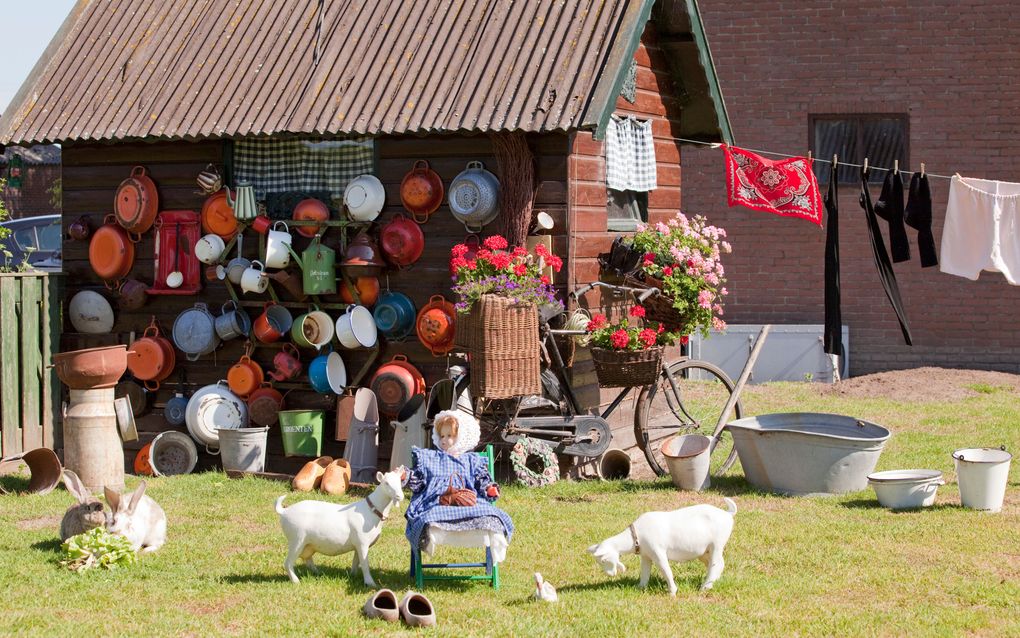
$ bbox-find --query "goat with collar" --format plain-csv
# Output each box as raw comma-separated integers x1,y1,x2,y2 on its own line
587,498,737,596
276,468,405,586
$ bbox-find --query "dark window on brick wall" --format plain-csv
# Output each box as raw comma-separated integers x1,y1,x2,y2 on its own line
607,189,648,231
810,114,909,184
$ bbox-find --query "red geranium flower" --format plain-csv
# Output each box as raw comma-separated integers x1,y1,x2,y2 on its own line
610,329,630,349
586,313,608,332
540,275,551,286
451,243,469,257
513,263,527,276
680,335,689,345
483,235,509,251
629,305,646,318
638,328,657,348
490,252,512,270
512,246,527,257
450,256,468,271
534,243,550,258
475,248,493,262
663,265,674,277
466,259,478,271
547,255,563,273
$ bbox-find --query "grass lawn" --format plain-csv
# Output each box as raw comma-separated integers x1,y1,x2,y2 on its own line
1,379,1018,637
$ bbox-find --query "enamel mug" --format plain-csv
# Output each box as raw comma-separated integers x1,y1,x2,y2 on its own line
240,260,269,294
195,233,226,265
264,221,293,269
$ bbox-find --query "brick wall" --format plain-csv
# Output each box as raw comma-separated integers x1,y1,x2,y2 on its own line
2,165,61,219
682,0,1020,375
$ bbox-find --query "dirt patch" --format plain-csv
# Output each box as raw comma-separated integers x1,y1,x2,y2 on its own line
184,594,245,617
822,367,1020,403
17,515,61,531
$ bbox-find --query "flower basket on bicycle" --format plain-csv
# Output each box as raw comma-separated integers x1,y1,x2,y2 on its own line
450,235,562,399
623,274,689,330
466,294,541,399
590,345,663,388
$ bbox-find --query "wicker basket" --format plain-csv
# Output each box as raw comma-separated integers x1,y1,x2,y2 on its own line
624,275,689,330
464,294,541,399
590,346,663,388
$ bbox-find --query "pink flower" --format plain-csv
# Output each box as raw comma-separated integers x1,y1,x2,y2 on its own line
483,235,508,250
655,222,670,234
698,290,714,309
720,287,728,296
722,241,732,254
610,329,630,350
629,305,646,318
643,252,656,267
663,265,674,277
712,317,727,331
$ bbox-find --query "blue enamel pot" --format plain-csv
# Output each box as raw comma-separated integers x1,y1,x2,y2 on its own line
373,291,416,341
308,351,346,395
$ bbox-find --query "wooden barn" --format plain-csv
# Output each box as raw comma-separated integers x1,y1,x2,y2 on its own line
0,0,731,476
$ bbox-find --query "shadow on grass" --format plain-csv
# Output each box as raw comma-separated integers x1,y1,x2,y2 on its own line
223,565,477,592
0,475,31,493
31,538,62,554
840,498,962,513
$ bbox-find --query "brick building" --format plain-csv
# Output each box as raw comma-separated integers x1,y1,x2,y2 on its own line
682,1,1020,375
1,145,61,219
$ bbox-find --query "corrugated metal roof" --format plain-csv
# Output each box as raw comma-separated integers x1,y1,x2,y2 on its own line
1,0,639,144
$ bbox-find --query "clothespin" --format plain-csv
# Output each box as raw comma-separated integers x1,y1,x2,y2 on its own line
894,160,899,175
863,157,869,173
921,162,926,177
709,143,723,150
833,154,838,168
807,150,813,164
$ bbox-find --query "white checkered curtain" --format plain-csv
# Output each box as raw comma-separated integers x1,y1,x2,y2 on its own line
233,137,374,199
605,115,657,192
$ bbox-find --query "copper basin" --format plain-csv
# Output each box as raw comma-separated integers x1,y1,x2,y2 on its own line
52,345,130,390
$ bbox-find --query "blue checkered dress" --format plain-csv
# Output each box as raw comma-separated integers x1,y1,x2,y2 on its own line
404,448,514,549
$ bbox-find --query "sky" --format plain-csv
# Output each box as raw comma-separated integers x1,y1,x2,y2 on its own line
1,1,78,114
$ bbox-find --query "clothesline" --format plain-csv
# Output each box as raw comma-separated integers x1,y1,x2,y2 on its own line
677,137,955,181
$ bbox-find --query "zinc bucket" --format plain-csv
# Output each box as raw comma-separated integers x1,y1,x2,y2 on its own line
953,447,1012,512
279,410,324,457
217,427,269,472
661,434,712,491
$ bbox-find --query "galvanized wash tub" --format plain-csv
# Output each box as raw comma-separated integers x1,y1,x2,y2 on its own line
725,413,891,495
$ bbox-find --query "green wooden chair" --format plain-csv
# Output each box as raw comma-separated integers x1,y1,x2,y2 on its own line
409,444,500,589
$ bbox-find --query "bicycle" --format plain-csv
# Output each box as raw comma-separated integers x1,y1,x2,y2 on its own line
452,281,742,476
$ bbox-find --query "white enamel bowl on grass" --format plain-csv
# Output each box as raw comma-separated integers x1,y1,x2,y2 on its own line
868,469,945,509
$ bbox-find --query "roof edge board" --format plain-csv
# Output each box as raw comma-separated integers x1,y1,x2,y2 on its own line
684,0,733,144
581,0,655,141
0,0,93,145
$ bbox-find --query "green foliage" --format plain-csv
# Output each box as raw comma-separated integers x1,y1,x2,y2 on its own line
47,177,62,210
59,527,137,573
0,179,14,272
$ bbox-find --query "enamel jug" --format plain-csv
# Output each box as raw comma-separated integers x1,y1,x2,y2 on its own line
286,237,337,295
225,182,257,221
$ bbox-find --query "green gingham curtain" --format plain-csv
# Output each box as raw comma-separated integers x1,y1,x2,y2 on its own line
232,137,374,199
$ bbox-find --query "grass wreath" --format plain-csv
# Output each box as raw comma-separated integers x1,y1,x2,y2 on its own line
510,436,559,487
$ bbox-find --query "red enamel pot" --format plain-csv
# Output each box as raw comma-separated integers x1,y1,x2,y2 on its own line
379,215,424,267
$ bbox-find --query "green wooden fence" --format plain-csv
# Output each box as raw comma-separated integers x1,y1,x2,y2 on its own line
0,273,62,457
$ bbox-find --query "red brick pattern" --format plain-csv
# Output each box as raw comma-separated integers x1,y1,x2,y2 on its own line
682,1,1020,374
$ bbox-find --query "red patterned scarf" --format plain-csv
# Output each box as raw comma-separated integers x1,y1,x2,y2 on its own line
723,145,823,225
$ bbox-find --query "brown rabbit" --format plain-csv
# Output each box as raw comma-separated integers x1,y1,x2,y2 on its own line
59,470,108,541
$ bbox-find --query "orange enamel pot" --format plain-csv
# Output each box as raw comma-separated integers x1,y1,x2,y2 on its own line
339,276,380,307
89,215,135,284
201,190,239,240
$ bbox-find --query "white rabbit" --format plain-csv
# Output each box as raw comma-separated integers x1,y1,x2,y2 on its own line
104,481,167,553
59,470,108,541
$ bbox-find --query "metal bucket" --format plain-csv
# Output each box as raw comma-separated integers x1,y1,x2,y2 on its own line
661,434,711,491
953,447,1012,512
597,448,632,480
217,427,269,473
149,431,198,476
63,388,124,492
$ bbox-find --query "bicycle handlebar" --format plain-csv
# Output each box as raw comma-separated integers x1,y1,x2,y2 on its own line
569,280,660,301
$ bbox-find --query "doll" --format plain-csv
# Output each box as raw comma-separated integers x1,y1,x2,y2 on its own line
403,410,513,561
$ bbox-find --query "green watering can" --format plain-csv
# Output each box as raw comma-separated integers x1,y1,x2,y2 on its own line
287,238,337,295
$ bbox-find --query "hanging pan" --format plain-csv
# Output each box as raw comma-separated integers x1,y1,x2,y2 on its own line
114,166,159,239
89,214,135,287
400,160,444,224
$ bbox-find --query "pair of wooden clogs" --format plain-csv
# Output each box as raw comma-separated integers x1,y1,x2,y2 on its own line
363,589,435,627
292,456,351,495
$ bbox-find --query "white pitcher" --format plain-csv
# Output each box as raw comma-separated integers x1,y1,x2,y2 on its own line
264,221,293,269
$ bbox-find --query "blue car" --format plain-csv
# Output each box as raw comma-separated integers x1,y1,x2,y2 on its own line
0,214,62,271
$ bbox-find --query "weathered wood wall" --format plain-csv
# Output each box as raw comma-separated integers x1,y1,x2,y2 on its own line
60,132,568,475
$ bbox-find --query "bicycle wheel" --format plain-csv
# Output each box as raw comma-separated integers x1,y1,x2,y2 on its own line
634,360,742,477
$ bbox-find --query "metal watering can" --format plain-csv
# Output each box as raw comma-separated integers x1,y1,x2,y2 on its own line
225,182,257,221
286,237,336,295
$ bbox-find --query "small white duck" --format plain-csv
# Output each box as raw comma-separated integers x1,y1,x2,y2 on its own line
534,572,558,602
